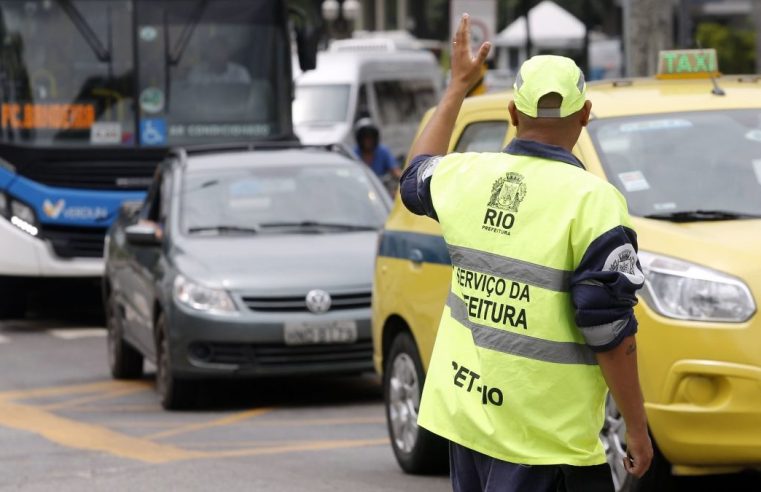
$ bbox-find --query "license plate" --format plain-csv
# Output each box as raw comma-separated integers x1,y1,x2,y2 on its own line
283,320,358,346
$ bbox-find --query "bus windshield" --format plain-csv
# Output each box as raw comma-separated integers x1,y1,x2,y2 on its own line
0,0,290,148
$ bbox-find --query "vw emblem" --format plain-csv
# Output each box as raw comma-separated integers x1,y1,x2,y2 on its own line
305,289,331,314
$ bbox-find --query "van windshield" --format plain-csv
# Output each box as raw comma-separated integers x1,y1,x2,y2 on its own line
293,85,350,125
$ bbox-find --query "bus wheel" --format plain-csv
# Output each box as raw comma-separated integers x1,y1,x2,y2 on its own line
384,332,448,474
0,280,26,319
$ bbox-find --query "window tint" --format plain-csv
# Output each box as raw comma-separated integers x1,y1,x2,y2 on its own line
374,80,436,125
455,121,508,152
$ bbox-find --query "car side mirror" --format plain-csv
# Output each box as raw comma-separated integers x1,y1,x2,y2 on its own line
289,6,318,71
125,223,162,246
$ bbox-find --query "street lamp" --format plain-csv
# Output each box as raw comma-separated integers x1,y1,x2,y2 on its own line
322,0,340,22
342,0,361,22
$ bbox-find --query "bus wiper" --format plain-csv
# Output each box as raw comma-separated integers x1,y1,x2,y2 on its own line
59,0,111,62
188,225,260,234
258,221,378,231
163,0,209,110
643,210,761,222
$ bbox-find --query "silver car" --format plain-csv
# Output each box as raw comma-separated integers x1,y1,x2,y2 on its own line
103,145,391,409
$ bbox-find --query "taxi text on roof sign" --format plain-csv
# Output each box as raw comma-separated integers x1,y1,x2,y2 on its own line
656,49,720,80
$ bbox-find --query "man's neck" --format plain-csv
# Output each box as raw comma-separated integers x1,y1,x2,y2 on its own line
515,131,574,153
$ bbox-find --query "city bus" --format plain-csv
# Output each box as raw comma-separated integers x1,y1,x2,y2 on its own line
0,0,316,317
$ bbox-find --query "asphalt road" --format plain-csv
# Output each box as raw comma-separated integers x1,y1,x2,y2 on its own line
0,307,758,491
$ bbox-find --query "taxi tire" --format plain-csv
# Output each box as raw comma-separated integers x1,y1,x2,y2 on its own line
155,314,194,410
106,292,143,380
384,332,448,475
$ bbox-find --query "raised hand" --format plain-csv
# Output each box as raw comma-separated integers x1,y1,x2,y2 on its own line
449,13,491,93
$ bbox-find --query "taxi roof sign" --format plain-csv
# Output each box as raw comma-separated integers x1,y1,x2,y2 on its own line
656,49,720,79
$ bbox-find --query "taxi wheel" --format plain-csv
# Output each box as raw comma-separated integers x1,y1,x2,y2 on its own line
384,332,448,474
602,395,673,492
155,313,194,410
106,292,143,379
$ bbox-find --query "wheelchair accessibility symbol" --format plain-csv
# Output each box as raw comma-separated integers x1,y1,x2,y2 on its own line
140,118,167,146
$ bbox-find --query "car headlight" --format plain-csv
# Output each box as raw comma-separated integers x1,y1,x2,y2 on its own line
173,275,238,315
639,251,755,323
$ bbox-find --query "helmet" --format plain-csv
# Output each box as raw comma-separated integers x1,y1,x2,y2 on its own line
354,117,380,145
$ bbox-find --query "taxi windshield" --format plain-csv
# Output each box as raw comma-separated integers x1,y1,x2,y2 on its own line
0,0,289,148
181,164,388,235
589,110,761,218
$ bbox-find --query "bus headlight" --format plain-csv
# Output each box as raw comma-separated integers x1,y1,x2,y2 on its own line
1,194,39,237
639,251,755,323
173,275,238,316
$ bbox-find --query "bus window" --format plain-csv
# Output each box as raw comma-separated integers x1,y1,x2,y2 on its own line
136,0,291,145
0,0,135,146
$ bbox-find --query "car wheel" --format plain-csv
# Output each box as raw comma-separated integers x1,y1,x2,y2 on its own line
155,313,194,410
0,280,26,319
106,292,144,379
602,395,673,491
384,332,448,474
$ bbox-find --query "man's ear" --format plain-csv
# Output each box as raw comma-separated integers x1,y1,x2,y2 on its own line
580,100,592,127
508,101,519,127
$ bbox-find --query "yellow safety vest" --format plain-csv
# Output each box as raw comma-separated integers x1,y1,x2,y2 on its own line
417,151,634,466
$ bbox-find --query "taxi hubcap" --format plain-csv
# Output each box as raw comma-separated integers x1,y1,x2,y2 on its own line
388,353,420,454
602,395,629,491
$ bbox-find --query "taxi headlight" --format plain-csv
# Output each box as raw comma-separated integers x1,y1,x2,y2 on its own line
173,275,238,315
639,251,755,323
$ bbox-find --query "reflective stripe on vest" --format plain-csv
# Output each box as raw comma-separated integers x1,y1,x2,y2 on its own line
446,291,597,365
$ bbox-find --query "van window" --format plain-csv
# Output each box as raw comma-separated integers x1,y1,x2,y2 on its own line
293,84,351,124
355,84,370,121
455,121,509,152
374,80,437,125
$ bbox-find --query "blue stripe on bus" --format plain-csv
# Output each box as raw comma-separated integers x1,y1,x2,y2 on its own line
378,229,451,265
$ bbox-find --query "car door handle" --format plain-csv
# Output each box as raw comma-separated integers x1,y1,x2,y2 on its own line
409,248,424,265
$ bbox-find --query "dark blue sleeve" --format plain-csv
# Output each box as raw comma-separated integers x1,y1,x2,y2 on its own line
571,226,645,352
400,154,441,220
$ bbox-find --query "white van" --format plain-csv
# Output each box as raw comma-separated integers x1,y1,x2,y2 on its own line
293,40,442,162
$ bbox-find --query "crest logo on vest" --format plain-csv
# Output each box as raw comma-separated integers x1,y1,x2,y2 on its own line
483,172,527,235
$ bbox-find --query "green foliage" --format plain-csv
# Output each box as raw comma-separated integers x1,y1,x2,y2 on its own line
696,22,756,74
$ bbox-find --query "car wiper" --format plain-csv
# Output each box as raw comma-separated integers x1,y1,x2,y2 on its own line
258,221,378,231
643,210,761,222
187,225,259,234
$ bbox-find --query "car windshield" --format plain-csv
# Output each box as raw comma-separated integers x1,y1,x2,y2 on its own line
0,0,289,147
589,110,761,218
292,85,350,125
182,163,388,234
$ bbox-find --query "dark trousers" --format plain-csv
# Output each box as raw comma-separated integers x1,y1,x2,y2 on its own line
450,442,615,492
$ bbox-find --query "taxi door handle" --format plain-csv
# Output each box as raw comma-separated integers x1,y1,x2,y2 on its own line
409,248,424,265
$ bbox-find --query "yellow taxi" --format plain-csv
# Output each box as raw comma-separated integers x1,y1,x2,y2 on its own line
372,50,761,489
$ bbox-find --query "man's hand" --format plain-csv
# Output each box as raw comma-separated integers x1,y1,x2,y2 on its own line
450,14,491,94
624,430,653,478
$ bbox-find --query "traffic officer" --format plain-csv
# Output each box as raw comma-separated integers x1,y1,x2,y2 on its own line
400,14,653,492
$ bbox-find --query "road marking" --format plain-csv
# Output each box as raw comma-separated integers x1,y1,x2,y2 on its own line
47,328,106,340
39,385,149,411
145,407,272,440
205,438,390,458
0,334,9,344
0,399,203,464
0,380,388,464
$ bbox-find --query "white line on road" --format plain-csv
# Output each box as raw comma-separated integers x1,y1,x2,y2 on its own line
47,329,106,340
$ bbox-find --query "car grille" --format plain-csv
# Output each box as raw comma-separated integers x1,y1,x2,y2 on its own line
242,292,372,313
194,341,373,368
41,225,107,258
20,160,157,190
